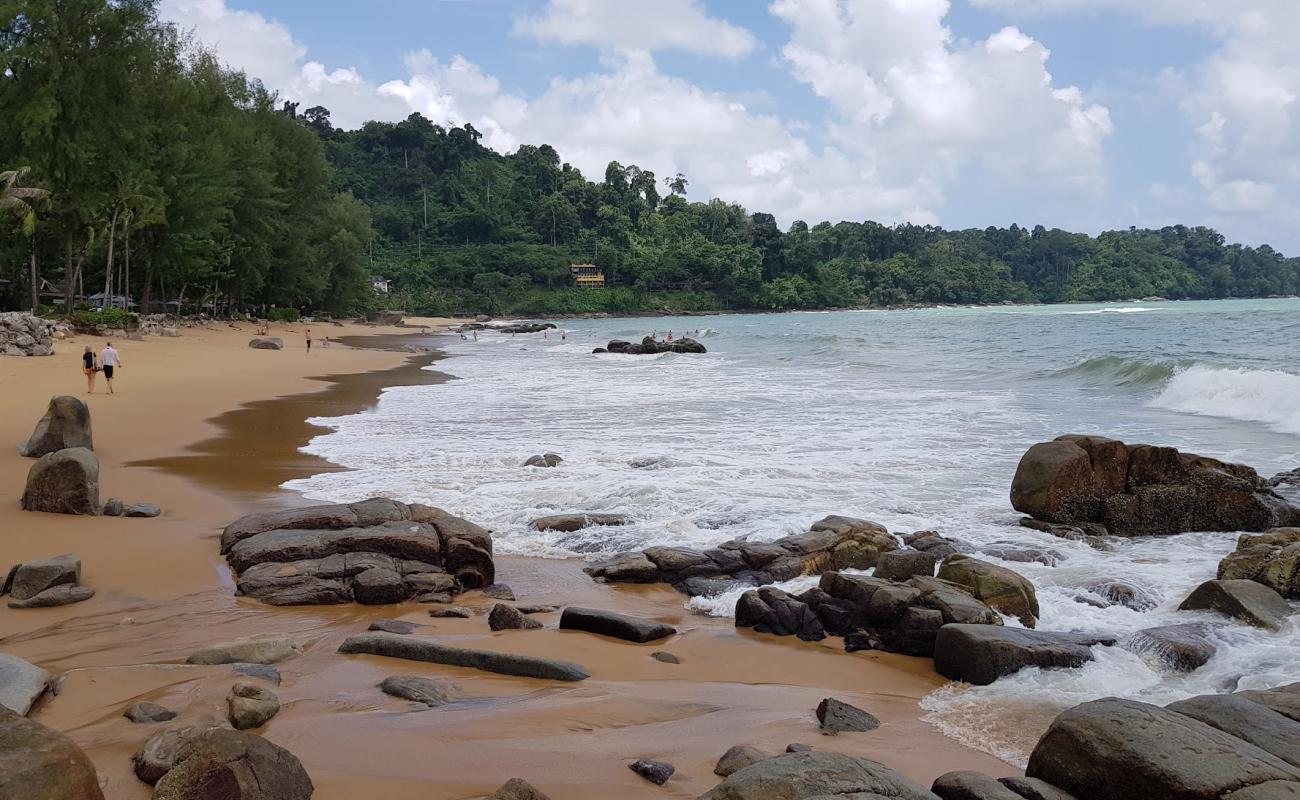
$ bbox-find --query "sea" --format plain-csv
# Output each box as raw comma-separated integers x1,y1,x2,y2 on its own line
286,298,1300,765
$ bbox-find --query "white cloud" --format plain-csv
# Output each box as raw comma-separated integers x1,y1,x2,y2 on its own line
513,0,757,60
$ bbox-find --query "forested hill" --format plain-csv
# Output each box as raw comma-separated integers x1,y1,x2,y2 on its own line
308,107,1300,314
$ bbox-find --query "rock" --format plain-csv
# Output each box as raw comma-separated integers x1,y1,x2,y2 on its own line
379,675,457,706
875,549,940,581
515,604,558,614
247,337,283,349
582,552,659,583
338,632,589,681
0,653,49,715
1219,529,1300,599
488,778,553,800
125,502,161,518
352,566,412,604
715,745,767,777
530,513,629,532
187,635,303,665
906,531,970,558
0,706,104,800
226,682,280,729
18,395,93,457
151,728,313,800
1126,623,1219,672
938,555,1040,627
1026,697,1300,800
1237,685,1300,724
482,583,515,600
369,619,419,635
430,606,472,618
651,651,679,664
499,322,556,334
979,543,1064,566
933,771,1024,799
629,759,675,785
1167,694,1300,768
415,592,453,604
816,697,880,734
1012,435,1299,535
20,447,99,515
559,607,675,643
786,743,813,753
102,498,124,516
133,718,232,784
1080,579,1159,611
125,701,177,723
810,515,889,536
933,624,1117,686
1180,578,1292,630
700,751,937,800
231,664,281,685
490,603,543,631
1226,783,1300,799
997,777,1078,800
227,526,443,574
736,587,826,641
524,453,563,468
8,584,95,608
0,312,56,357
7,553,80,601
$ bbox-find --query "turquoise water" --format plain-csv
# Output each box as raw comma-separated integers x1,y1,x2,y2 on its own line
289,298,1300,765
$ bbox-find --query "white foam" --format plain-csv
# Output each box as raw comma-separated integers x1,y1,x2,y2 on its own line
1151,364,1300,436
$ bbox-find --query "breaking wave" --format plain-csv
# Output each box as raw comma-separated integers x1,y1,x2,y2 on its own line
1150,364,1300,436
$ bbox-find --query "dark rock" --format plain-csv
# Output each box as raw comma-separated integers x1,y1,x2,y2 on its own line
785,743,813,753
629,759,675,785
874,549,939,581
152,728,313,800
1167,694,1300,768
482,583,515,600
102,498,124,516
933,624,1116,686
21,447,99,515
932,771,1024,799
531,513,629,532
979,543,1064,566
499,323,556,334
559,606,675,643
1180,578,1293,631
351,566,412,604
430,606,473,618
1081,579,1159,611
488,778,553,799
8,584,95,608
582,552,660,583
18,395,93,457
0,653,50,715
231,663,280,685
415,591,454,604
1226,783,1300,799
125,502,161,518
125,701,177,723
524,453,563,468
906,531,969,558
699,751,937,800
736,587,826,641
369,619,419,635
1026,697,1300,800
515,604,558,614
7,553,80,601
816,697,880,734
998,776,1078,800
490,603,543,631
132,718,232,784
908,576,1005,626
338,632,589,681
0,706,104,800
226,682,279,729
937,554,1040,627
715,745,768,777
651,651,679,664
227,526,443,574
1218,528,1300,599
379,675,457,706
247,336,284,349
1126,623,1219,673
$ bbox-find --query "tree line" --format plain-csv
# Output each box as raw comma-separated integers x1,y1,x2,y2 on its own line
4,0,1298,317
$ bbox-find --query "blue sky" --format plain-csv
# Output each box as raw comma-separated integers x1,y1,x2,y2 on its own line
160,0,1300,252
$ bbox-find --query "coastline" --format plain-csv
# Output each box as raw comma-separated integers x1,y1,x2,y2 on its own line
0,317,1013,798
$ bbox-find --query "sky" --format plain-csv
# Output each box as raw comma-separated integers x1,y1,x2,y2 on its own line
157,0,1300,251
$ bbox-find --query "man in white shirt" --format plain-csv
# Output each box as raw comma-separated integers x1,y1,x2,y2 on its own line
99,342,123,394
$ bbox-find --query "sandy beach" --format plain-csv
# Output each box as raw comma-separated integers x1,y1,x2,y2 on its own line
0,319,1012,799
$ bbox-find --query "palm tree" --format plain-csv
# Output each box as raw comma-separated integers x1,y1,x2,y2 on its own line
1,168,52,311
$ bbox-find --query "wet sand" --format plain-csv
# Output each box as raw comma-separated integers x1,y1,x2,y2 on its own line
0,318,1013,798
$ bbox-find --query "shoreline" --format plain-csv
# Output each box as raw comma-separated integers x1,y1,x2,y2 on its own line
0,317,1013,798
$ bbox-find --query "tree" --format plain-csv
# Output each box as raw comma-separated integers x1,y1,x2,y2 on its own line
665,172,689,195
0,168,51,310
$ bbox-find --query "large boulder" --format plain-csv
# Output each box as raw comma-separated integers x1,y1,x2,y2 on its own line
558,607,675,643
1219,529,1300,599
338,632,588,681
20,447,99,515
0,653,49,715
816,697,880,734
1166,694,1300,769
1179,579,1292,631
933,624,1116,686
1012,436,1299,535
0,707,104,800
247,337,283,350
699,751,938,800
151,728,313,800
133,718,232,784
1026,698,1300,800
937,555,1040,628
18,395,93,457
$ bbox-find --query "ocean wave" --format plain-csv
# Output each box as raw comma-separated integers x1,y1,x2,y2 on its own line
1064,306,1164,315
1150,364,1300,435
1055,355,1185,389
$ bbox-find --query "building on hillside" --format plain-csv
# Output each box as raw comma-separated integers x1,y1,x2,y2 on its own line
371,275,391,293
570,263,605,287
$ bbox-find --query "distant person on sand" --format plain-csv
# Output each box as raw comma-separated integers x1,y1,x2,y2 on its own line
99,342,122,394
82,346,97,393
473,330,478,342
305,328,312,352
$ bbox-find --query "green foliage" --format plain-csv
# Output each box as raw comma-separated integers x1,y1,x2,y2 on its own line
268,307,300,322
67,307,134,329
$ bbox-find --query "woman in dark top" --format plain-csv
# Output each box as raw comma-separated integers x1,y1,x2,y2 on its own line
82,346,97,394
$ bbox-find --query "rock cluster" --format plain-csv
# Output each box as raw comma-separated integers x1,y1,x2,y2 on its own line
596,336,706,354
1218,528,1300,599
1012,435,1299,535
498,322,556,334
18,395,92,456
0,312,55,356
220,498,494,605
2,553,95,608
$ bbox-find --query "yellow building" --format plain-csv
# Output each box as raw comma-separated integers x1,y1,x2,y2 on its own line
570,263,605,287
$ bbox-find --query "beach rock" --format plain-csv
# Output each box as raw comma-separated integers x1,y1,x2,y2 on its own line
0,654,49,716
231,663,281,685
1126,623,1219,672
736,587,826,641
1081,579,1159,611
352,566,412,604
905,531,970,558
338,632,589,681
559,607,675,643
187,635,303,665
488,778,552,800
1026,697,1300,800
226,682,280,729
256,577,352,606
18,395,92,457
6,553,80,601
699,751,938,800
1012,435,1299,535
0,312,56,357
530,513,629,532
816,697,880,734
20,447,99,515
133,718,232,784
482,583,515,600
151,728,313,800
629,759,675,785
786,743,813,753
651,651,679,664
874,549,939,581
430,606,472,618
1226,783,1300,799
997,777,1079,800
1019,518,1114,550
582,552,659,583
515,604,558,614
247,337,283,349
0,707,104,800
227,525,444,573
1179,579,1292,630
1218,529,1300,599
979,543,1064,566
937,555,1040,627
8,584,95,608
1166,694,1300,768
1238,684,1300,724
715,745,768,777
490,603,542,631
415,591,453,604
125,701,177,723
499,323,555,334
125,502,160,518
102,498,124,516
524,453,562,468
932,771,1024,800
379,675,456,706
933,625,1117,686
369,619,419,635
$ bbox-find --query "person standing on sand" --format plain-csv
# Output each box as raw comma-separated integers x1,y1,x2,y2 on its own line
82,346,97,394
305,328,312,353
99,342,122,394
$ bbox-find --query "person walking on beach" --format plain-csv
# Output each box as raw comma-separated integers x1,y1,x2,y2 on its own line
82,346,97,394
99,342,122,394
305,328,312,353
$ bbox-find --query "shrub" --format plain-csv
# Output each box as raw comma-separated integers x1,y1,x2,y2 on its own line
268,307,300,322
68,308,136,330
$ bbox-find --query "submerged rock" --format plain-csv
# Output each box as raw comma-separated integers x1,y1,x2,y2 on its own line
18,395,93,457
125,701,177,723
379,675,457,706
523,453,563,468
187,635,302,665
8,584,95,608
489,603,542,631
6,553,80,601
531,513,628,532
1126,623,1220,673
933,625,1116,686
